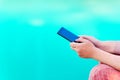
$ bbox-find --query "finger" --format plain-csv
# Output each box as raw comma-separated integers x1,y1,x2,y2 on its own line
74,36,87,43
70,42,79,48
76,38,90,43
81,35,99,43
70,46,80,53
70,46,78,51
75,37,84,42
71,42,84,50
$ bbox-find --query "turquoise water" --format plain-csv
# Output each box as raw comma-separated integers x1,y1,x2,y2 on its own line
0,0,120,80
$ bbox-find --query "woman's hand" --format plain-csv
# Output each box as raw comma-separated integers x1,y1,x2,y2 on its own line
81,35,116,53
70,37,97,58
70,36,120,71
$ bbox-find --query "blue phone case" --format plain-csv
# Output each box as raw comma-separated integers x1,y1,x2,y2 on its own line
57,27,79,42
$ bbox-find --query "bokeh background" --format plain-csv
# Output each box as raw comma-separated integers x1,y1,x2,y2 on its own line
0,0,120,80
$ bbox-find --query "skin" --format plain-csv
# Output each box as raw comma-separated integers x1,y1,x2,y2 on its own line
70,37,120,71
81,35,120,54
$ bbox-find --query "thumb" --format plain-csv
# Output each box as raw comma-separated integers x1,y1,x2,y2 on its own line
80,35,99,44
77,37,91,43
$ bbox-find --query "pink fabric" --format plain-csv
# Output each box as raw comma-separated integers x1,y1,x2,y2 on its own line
89,63,120,80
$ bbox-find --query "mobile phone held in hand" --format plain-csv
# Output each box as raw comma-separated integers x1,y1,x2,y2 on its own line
57,27,80,42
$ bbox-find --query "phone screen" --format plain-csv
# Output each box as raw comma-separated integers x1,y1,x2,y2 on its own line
57,27,79,42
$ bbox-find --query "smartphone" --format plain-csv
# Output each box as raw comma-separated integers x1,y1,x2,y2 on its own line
57,27,80,42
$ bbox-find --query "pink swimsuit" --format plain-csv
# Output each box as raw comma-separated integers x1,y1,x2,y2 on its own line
89,63,120,80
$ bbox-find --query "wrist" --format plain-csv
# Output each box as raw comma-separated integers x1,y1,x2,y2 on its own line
91,47,102,59
91,47,113,63
94,40,102,48
90,47,100,58
97,41,103,47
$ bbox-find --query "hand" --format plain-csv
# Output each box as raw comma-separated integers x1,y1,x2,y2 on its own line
81,35,115,53
70,37,97,58
80,35,101,47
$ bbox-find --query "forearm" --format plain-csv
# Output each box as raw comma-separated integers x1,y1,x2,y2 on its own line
92,48,120,71
114,41,120,54
96,41,120,54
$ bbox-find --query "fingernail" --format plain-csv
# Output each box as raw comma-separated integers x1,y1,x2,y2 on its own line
75,39,79,41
